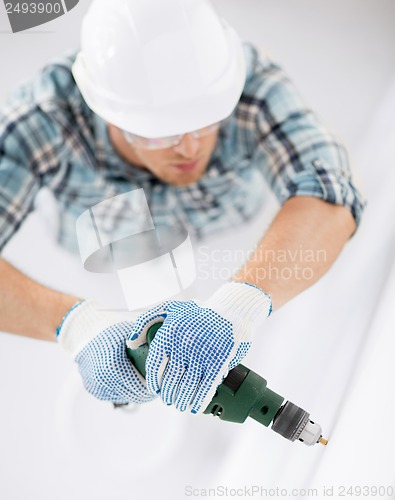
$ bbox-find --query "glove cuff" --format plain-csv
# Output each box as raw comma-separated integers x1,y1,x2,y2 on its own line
57,300,122,358
207,281,272,331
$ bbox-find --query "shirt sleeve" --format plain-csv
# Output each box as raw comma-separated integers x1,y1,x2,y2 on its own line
241,44,366,230
0,153,40,252
0,78,65,252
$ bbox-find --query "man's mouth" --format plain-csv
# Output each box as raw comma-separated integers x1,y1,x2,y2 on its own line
172,160,199,172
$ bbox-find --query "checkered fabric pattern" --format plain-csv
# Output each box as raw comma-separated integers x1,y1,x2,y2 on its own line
0,43,365,253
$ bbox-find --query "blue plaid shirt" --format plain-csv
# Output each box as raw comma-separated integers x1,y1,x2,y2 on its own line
0,43,365,254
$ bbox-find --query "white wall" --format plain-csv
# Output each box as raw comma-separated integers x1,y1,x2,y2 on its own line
213,0,395,150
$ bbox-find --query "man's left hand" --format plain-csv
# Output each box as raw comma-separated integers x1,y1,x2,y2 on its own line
127,282,272,414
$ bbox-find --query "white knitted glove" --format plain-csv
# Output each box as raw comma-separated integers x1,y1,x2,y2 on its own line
57,300,157,404
127,282,272,413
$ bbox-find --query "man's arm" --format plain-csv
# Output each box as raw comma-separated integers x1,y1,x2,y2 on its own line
0,257,79,341
233,196,356,310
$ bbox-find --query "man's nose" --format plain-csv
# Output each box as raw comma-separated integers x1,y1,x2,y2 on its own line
173,133,199,158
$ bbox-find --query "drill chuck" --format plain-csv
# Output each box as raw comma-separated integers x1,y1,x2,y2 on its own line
271,401,325,446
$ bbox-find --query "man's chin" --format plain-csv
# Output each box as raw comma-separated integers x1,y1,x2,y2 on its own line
161,169,206,187
172,175,204,186
170,177,199,187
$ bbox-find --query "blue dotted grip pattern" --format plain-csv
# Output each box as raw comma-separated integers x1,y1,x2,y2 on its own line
129,301,252,413
75,321,157,404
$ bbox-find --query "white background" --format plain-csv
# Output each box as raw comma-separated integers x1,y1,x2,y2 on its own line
1,1,395,499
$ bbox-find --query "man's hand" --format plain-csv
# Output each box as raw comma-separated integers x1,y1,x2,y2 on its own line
57,300,157,404
127,282,272,414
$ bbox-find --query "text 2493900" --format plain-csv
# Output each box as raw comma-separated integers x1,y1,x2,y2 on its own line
5,2,62,14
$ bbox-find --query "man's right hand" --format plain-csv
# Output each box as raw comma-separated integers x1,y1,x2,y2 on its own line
57,300,157,405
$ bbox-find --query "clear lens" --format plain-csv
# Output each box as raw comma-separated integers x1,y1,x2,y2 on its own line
122,122,220,150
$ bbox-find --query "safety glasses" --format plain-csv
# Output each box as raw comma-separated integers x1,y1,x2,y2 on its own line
122,122,221,150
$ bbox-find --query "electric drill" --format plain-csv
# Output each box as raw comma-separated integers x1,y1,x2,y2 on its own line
127,322,328,447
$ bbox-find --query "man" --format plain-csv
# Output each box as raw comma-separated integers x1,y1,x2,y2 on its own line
0,0,364,414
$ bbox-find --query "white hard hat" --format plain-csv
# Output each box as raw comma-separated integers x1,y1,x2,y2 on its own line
72,0,246,138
